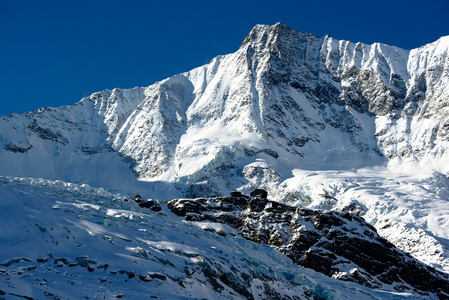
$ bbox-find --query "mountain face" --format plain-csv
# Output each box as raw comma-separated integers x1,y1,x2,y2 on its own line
2,23,449,187
1,23,449,298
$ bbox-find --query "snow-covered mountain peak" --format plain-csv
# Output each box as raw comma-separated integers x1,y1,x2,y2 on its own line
2,23,449,185
2,25,449,296
418,34,449,52
241,22,318,47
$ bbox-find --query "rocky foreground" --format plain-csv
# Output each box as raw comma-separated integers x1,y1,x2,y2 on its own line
167,194,449,298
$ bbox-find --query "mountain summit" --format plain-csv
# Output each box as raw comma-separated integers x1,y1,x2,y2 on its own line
2,23,448,189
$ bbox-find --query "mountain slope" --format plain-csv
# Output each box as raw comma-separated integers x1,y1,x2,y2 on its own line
2,23,448,187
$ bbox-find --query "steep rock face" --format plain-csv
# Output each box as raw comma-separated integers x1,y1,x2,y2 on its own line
168,196,449,298
239,23,449,167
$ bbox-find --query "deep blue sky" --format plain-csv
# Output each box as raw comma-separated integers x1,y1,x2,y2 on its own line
1,0,448,116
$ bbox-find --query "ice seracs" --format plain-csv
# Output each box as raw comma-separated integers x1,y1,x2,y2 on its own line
5,176,442,299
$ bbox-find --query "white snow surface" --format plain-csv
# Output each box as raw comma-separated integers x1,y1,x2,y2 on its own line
0,176,424,299
279,165,449,272
1,23,449,297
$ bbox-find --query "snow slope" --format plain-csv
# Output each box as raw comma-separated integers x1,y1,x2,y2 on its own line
277,167,449,273
0,177,425,299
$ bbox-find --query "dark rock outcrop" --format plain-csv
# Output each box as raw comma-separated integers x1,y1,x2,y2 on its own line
168,196,449,298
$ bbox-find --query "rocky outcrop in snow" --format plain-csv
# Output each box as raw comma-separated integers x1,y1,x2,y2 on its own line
168,195,449,298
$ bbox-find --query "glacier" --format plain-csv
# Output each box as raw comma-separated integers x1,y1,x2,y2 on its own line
3,176,437,299
1,22,449,298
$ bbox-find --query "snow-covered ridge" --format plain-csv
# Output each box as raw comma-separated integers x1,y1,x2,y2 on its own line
1,23,449,285
2,23,448,183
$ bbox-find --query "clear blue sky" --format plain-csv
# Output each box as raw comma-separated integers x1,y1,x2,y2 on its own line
1,0,448,116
